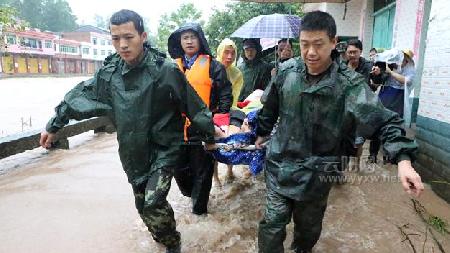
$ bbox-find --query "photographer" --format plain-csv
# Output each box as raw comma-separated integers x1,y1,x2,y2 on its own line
369,49,416,163
345,39,373,84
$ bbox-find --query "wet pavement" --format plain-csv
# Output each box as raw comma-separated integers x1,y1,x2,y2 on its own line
0,133,449,253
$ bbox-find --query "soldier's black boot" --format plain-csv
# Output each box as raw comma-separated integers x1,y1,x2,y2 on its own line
295,249,312,253
166,244,181,253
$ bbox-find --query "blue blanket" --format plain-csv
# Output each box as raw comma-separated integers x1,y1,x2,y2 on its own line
211,110,265,175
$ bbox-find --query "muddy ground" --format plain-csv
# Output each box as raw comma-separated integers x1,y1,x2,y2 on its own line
0,133,449,253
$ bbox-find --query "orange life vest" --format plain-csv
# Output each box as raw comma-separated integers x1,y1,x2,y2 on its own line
176,54,212,141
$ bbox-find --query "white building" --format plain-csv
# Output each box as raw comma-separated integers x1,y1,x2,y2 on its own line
63,25,114,62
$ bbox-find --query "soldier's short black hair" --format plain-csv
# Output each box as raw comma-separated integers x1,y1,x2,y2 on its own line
347,39,363,51
301,11,336,39
110,9,144,34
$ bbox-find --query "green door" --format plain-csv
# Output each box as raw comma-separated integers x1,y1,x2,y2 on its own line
372,3,396,49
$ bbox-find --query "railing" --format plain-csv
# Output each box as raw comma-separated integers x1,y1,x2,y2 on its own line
0,116,115,160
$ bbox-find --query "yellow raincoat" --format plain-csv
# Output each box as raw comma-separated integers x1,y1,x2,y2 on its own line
217,38,244,109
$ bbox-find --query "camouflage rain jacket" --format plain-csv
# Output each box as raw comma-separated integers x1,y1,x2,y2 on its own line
257,58,418,201
46,47,215,185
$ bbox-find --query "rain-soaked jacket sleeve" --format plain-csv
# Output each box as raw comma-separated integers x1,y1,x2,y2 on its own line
169,66,215,140
210,60,232,113
46,74,112,133
346,81,417,163
256,76,280,137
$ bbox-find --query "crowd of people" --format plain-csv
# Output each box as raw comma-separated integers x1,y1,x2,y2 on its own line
39,9,423,253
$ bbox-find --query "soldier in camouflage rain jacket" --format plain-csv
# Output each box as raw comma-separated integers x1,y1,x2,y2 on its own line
255,11,424,253
40,10,216,253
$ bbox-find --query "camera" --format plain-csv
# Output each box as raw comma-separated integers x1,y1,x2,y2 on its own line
374,61,398,72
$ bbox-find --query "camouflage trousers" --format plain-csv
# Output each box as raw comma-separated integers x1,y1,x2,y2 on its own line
131,167,180,248
258,186,330,253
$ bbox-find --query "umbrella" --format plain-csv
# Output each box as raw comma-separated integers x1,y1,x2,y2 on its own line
260,38,279,50
230,13,301,39
375,48,404,65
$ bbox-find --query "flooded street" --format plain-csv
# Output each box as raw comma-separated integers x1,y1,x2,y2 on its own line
0,76,91,137
1,0,449,251
0,133,449,253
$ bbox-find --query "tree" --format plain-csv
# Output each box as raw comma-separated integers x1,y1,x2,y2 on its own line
41,0,77,32
0,5,27,39
205,2,302,56
0,5,16,25
0,0,77,32
0,5,27,73
0,0,18,8
94,14,108,30
156,3,203,52
21,0,44,28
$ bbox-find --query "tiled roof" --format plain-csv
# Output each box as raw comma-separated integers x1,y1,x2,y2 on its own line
73,25,109,34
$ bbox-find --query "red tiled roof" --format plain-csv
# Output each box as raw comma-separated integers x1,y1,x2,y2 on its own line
16,30,55,40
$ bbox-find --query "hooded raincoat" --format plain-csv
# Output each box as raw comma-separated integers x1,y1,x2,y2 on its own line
238,39,272,102
167,23,232,117
216,38,244,109
46,47,215,185
167,23,232,215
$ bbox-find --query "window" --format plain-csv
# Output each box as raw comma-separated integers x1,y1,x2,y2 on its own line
107,40,112,45
101,40,105,45
45,40,52,48
107,50,112,55
83,48,90,54
374,0,395,12
372,3,396,49
101,50,105,55
60,45,78,53
23,38,38,48
6,35,16,45
92,37,97,45
93,49,98,55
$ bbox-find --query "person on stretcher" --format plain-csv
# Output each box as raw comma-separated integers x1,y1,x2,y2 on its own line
209,89,266,186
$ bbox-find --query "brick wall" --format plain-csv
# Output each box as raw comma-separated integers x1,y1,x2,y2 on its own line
325,1,363,38
417,0,450,125
63,32,91,43
304,1,374,57
392,0,420,51
303,1,363,38
415,0,450,202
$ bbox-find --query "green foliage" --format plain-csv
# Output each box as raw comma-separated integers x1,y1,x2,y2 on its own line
205,2,303,56
0,5,27,51
156,3,203,52
428,216,450,234
41,0,77,32
0,5,16,25
94,14,109,30
0,0,77,32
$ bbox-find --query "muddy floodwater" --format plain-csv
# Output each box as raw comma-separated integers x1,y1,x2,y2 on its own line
0,76,92,137
0,133,449,253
